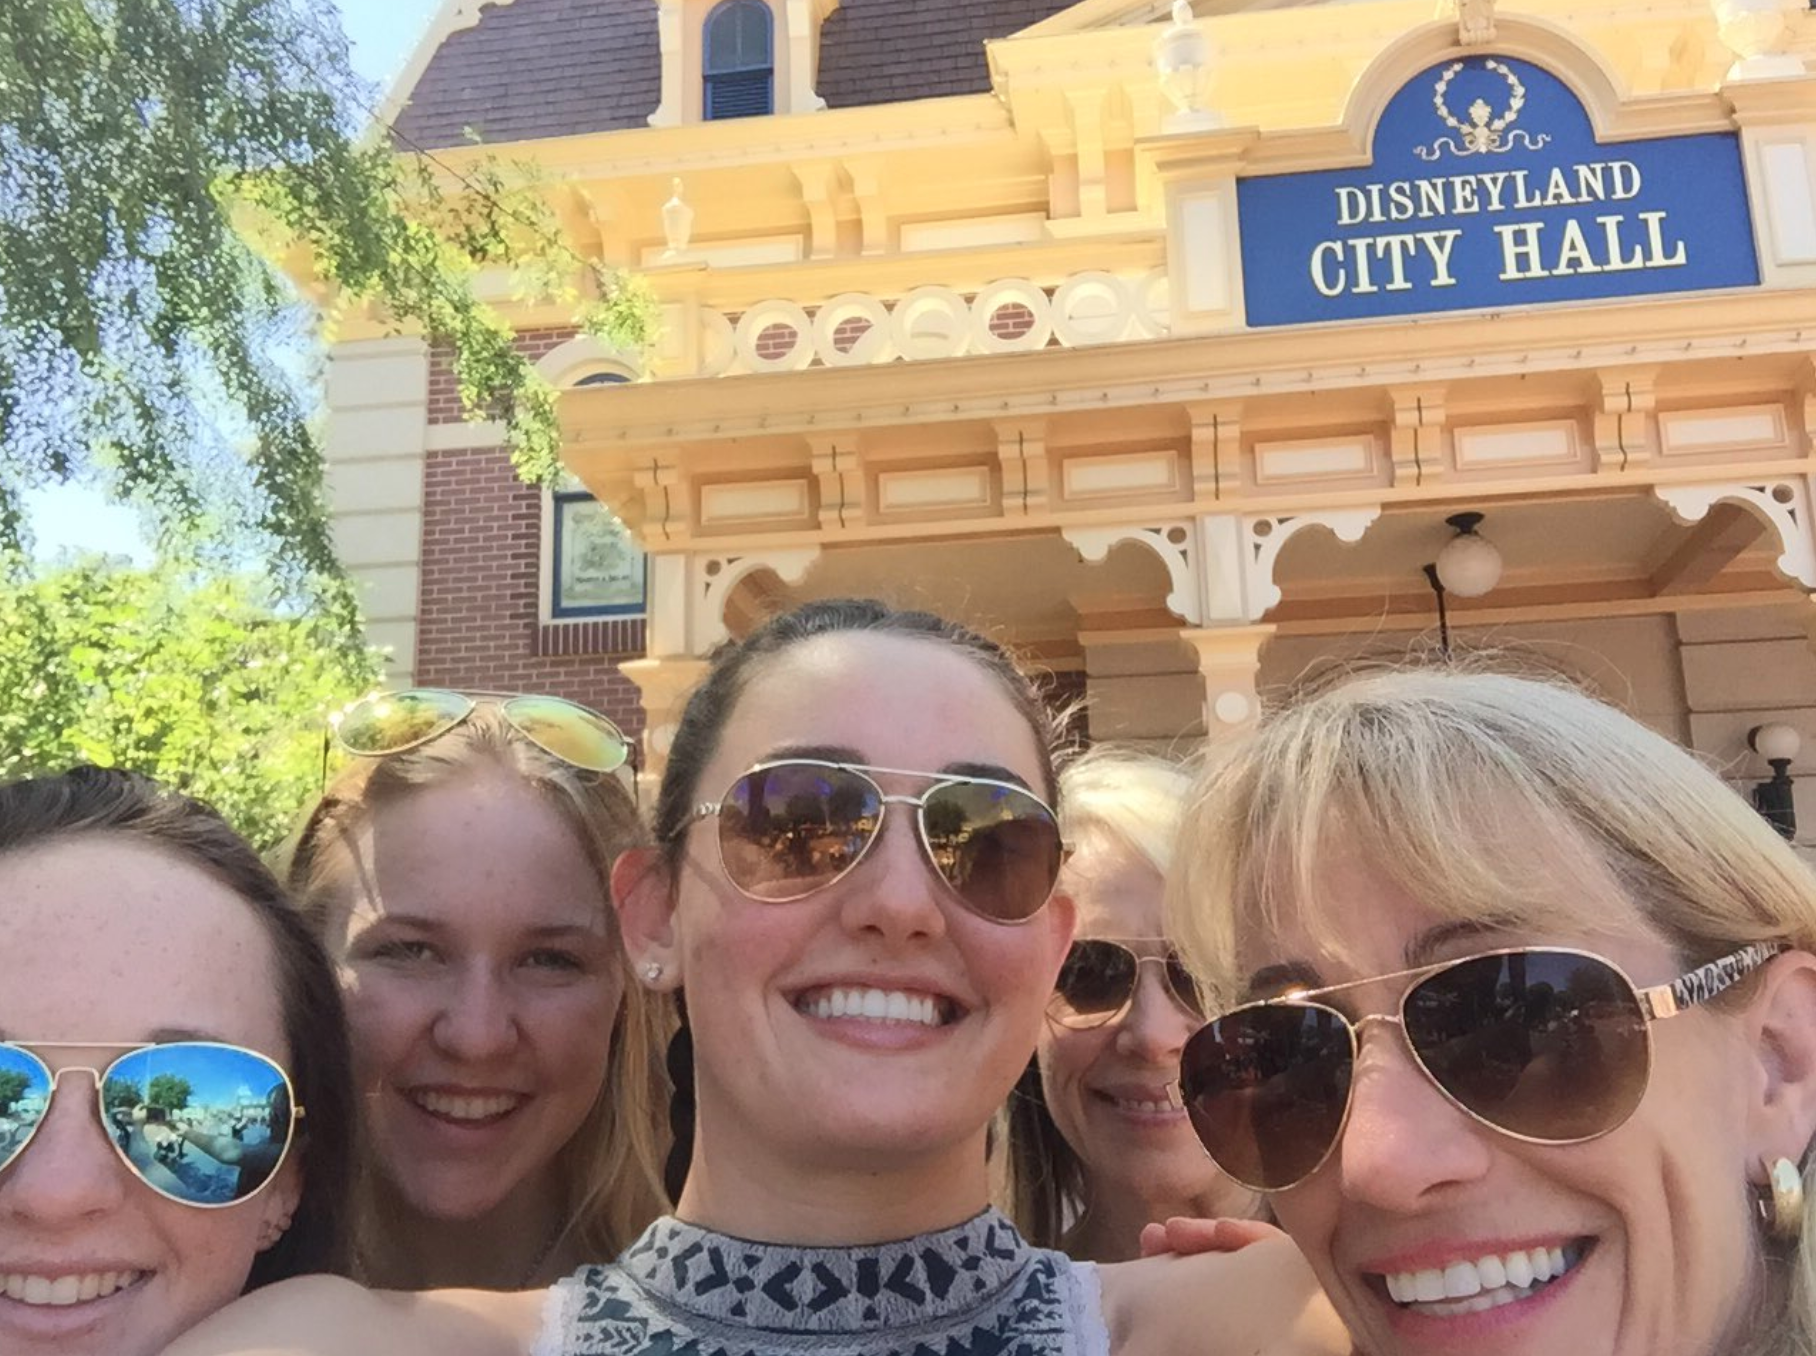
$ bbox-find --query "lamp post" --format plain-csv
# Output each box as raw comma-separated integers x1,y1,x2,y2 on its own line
1424,511,1503,656
1748,723,1800,841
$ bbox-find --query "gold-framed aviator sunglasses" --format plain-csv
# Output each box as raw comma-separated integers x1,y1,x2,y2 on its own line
0,1041,303,1208
1177,941,1784,1193
1048,938,1205,1030
330,689,631,775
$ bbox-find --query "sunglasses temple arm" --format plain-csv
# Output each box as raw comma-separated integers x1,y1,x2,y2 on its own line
319,728,330,796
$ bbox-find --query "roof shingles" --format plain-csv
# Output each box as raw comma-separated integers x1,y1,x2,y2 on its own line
394,0,1082,148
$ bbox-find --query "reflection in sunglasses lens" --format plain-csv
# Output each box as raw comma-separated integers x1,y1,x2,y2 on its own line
1183,1006,1354,1191
926,782,1060,922
337,690,468,754
0,1045,53,1172
721,765,880,900
504,696,628,773
1406,951,1650,1142
107,1044,293,1206
1054,940,1139,1017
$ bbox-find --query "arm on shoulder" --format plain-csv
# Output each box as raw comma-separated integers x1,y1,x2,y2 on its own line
1099,1234,1354,1356
159,1274,544,1356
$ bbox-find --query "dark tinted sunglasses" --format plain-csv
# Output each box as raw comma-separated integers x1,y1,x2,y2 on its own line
691,759,1064,925
1179,942,1782,1192
1049,938,1203,1029
0,1041,302,1208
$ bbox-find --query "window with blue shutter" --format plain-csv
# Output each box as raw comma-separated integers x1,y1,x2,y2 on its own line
704,0,773,120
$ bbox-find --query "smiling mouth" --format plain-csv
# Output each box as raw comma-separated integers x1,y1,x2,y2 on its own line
1376,1239,1590,1318
796,986,957,1027
409,1089,526,1123
1092,1091,1180,1115
0,1271,145,1307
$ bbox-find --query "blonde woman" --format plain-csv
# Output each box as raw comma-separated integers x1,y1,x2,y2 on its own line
285,692,667,1288
1004,746,1257,1260
1167,666,1816,1356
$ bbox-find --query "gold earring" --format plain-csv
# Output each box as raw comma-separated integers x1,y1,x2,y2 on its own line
1759,1156,1805,1242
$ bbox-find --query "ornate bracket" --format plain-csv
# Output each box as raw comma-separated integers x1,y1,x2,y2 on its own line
1062,523,1201,624
1655,480,1816,589
1231,509,1382,620
689,548,822,654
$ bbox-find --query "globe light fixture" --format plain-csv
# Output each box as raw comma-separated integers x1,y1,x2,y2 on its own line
1434,511,1503,598
1748,722,1801,840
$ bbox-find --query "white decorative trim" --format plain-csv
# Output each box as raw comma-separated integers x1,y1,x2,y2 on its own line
891,287,974,362
1656,480,1816,588
1236,509,1382,620
1253,435,1377,484
698,479,812,525
736,301,816,374
1063,523,1201,624
1657,406,1789,457
690,548,822,653
1061,451,1180,499
813,294,897,367
1453,421,1580,470
535,334,642,385
876,466,993,512
970,280,1054,355
1052,272,1137,347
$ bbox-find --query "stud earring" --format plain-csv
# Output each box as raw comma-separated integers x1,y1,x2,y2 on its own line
1759,1156,1805,1241
641,961,664,983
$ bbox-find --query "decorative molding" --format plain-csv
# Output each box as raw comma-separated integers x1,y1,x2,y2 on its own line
1595,368,1659,472
876,465,992,513
1253,434,1378,485
1064,523,1201,624
1453,421,1581,471
1657,405,1790,457
698,479,813,525
1656,480,1816,589
1235,509,1383,619
705,270,1170,375
1061,450,1181,499
690,548,822,653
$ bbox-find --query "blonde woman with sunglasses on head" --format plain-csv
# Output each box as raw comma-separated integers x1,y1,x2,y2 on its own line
282,690,667,1290
1003,746,1259,1262
166,600,1346,1356
0,765,355,1356
1166,666,1816,1356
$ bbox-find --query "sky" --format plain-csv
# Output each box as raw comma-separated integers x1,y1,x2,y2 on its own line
28,0,445,562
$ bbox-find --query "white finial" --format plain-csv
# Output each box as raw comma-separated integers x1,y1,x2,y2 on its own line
1155,2,1219,134
661,178,694,260
1711,0,1803,81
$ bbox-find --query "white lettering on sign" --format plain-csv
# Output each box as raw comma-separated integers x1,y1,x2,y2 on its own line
1332,161,1644,225
1310,230,1462,297
1493,212,1686,282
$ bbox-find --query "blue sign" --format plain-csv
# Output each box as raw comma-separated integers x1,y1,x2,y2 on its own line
1237,56,1759,327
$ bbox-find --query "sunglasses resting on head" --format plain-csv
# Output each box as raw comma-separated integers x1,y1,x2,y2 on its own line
1178,941,1783,1192
691,759,1065,924
332,688,631,775
0,1040,301,1207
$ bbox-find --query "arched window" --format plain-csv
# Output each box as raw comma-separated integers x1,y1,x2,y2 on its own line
704,0,773,121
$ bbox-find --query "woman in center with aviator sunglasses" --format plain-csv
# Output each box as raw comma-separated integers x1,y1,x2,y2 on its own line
167,598,1346,1356
1166,666,1816,1356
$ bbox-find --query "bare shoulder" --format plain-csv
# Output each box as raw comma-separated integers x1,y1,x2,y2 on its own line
159,1274,548,1356
1098,1236,1352,1356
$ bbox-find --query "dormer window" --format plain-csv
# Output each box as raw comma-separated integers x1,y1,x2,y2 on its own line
704,0,774,120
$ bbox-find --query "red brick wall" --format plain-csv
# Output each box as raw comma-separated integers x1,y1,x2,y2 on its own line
428,327,582,425
416,443,648,743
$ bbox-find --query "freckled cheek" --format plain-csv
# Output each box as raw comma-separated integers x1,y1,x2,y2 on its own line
341,979,439,1086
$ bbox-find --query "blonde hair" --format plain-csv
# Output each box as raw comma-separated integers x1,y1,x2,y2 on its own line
286,708,669,1277
1167,665,1816,1352
1003,745,1247,1251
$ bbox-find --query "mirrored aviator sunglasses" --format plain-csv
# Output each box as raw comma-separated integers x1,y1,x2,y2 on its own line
1049,938,1204,1029
693,759,1065,925
333,689,630,774
0,1041,302,1208
1176,942,1783,1193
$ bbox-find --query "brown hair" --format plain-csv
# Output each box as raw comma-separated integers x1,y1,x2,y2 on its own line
287,707,668,1273
650,598,1065,1201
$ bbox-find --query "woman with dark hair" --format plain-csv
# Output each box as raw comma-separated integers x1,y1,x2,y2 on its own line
0,765,353,1356
167,599,1344,1356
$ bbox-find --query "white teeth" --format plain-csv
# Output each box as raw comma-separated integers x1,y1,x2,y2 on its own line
1442,1262,1481,1299
1382,1243,1582,1315
1111,1097,1177,1114
1,1271,140,1306
803,987,944,1027
1504,1250,1533,1287
414,1090,521,1121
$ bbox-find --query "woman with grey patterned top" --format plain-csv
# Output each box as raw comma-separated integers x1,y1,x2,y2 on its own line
165,600,1349,1356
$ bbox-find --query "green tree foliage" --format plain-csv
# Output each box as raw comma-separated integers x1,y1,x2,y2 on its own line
147,1072,193,1113
0,1069,30,1115
0,557,379,849
103,1076,142,1112
0,1,657,624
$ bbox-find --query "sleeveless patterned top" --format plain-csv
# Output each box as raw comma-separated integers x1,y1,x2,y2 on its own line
533,1208,1108,1356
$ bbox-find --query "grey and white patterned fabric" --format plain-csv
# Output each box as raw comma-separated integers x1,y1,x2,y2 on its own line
534,1209,1108,1356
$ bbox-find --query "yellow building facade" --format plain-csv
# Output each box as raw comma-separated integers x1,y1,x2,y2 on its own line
324,0,1816,838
